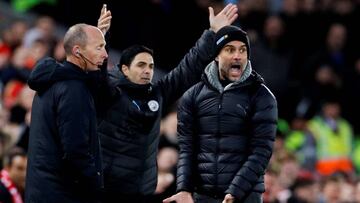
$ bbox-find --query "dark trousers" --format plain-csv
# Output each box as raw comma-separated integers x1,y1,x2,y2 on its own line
193,192,262,203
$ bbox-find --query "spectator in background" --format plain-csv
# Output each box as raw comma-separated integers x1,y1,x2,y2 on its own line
302,23,348,83
339,178,356,203
22,16,56,50
308,99,354,177
0,20,28,52
25,23,108,202
295,63,342,120
263,169,279,203
164,25,277,203
251,15,293,119
287,171,319,203
0,147,27,203
319,175,343,203
159,110,179,149
275,154,300,202
285,116,317,172
13,85,35,152
0,84,34,154
1,81,26,146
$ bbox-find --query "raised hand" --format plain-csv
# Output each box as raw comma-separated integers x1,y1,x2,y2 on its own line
209,3,238,33
97,4,112,35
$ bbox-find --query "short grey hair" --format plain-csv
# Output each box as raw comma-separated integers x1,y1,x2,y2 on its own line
63,23,88,55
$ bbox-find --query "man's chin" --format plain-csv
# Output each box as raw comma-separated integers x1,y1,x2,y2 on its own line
139,80,151,84
229,76,241,82
88,66,100,71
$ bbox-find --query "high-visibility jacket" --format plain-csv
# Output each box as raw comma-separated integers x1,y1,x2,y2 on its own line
308,116,353,176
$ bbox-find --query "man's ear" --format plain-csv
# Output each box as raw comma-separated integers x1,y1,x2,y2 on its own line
215,56,219,62
72,46,81,57
121,64,129,76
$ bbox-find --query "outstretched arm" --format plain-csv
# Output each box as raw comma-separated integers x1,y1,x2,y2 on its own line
158,4,238,107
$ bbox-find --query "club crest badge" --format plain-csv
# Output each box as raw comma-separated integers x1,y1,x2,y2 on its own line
148,100,159,112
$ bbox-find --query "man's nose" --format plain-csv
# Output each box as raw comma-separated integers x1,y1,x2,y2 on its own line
144,66,152,73
102,49,108,59
233,51,242,59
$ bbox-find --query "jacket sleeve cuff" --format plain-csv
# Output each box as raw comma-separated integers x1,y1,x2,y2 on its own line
225,187,246,201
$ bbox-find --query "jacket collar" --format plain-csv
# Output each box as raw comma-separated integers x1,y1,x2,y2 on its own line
108,68,153,97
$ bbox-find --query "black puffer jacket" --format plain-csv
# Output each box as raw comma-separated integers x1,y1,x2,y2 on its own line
176,61,278,201
97,29,216,196
26,58,103,203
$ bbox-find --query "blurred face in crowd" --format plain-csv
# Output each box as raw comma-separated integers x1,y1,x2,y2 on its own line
264,15,284,41
217,40,248,82
36,16,55,40
322,179,341,202
326,23,346,52
322,102,340,119
10,21,28,46
315,65,337,85
294,183,319,203
6,155,27,190
122,52,154,85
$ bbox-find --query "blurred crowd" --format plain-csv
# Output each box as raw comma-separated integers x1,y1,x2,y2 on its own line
1,0,360,202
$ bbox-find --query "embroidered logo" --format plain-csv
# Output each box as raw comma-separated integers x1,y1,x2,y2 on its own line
148,100,159,112
216,34,229,45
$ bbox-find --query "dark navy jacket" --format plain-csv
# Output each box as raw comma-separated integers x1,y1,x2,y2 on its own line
26,58,102,203
176,61,278,201
97,30,216,196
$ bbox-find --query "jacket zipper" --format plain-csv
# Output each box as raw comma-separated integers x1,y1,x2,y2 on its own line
215,92,224,194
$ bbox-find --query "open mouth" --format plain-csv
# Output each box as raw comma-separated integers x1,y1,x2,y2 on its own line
231,64,241,69
229,64,242,76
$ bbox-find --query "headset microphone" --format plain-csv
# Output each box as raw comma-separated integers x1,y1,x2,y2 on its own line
78,52,97,66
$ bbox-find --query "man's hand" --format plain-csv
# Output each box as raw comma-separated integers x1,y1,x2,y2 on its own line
222,194,235,203
97,4,112,35
209,3,238,33
163,191,194,203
